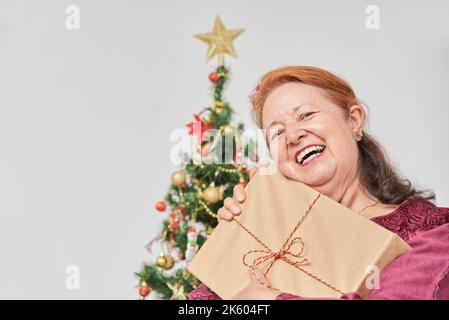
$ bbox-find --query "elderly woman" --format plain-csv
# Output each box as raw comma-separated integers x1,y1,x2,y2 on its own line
188,66,449,300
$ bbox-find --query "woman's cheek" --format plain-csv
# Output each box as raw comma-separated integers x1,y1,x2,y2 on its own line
269,139,288,165
279,162,301,182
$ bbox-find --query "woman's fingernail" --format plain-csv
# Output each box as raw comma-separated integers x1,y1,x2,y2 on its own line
225,213,233,220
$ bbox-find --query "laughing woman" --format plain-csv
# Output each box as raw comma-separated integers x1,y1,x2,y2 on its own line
187,66,449,300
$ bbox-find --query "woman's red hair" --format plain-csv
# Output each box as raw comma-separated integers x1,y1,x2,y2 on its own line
250,66,361,127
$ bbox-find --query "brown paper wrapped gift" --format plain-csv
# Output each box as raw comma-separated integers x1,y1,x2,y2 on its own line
187,166,411,299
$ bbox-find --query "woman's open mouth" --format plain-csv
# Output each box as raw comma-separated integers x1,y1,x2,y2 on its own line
296,145,326,166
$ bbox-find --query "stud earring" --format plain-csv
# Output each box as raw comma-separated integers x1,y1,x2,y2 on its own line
354,129,363,140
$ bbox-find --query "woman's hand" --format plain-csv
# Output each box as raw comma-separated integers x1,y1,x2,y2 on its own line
231,267,279,300
217,167,258,221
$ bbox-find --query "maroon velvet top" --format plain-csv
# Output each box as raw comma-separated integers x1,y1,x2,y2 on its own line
187,197,449,300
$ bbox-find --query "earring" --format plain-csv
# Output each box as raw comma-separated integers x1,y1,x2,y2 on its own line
354,129,363,140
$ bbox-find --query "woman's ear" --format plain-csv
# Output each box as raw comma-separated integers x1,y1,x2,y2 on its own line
348,104,365,132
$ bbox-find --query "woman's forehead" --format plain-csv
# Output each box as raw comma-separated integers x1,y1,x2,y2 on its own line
262,83,326,126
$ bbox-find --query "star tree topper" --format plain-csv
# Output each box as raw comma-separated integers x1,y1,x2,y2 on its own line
194,16,244,65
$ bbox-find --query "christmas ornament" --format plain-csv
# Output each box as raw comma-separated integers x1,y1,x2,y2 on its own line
155,201,167,212
156,254,168,268
185,227,199,262
164,257,174,270
194,16,244,65
209,72,219,83
157,252,175,270
139,280,150,300
171,170,186,187
202,186,220,204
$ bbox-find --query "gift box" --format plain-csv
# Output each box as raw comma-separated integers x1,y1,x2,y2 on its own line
187,165,411,299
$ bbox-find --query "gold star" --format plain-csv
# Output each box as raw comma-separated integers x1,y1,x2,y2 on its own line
194,16,244,65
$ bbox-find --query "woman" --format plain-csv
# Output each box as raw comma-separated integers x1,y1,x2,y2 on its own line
188,66,449,300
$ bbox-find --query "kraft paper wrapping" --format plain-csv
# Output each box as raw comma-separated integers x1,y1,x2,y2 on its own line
187,166,411,299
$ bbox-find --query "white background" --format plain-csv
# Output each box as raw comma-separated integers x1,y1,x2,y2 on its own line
0,0,448,299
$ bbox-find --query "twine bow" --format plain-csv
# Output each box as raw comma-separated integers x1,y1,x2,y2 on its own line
242,236,308,276
233,193,344,295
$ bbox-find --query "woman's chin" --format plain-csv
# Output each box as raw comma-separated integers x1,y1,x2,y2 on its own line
279,161,334,187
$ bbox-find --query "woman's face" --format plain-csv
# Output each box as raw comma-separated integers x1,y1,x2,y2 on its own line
261,82,364,199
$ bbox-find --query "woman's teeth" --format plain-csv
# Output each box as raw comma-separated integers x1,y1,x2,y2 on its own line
296,145,326,165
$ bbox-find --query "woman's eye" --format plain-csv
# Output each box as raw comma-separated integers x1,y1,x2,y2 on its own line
271,128,284,140
299,112,315,120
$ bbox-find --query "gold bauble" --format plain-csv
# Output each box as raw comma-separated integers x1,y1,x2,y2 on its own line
203,186,220,204
156,253,174,270
171,170,186,187
222,124,234,135
156,254,167,268
163,255,174,270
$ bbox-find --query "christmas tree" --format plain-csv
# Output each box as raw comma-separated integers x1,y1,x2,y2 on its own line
136,16,258,300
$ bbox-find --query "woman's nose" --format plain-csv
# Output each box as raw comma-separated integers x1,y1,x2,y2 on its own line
286,126,306,146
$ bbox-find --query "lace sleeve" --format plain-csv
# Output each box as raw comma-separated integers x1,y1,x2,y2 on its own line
187,283,222,300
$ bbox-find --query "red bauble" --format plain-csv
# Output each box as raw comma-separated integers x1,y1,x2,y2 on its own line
155,201,167,212
139,285,150,297
209,72,219,83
